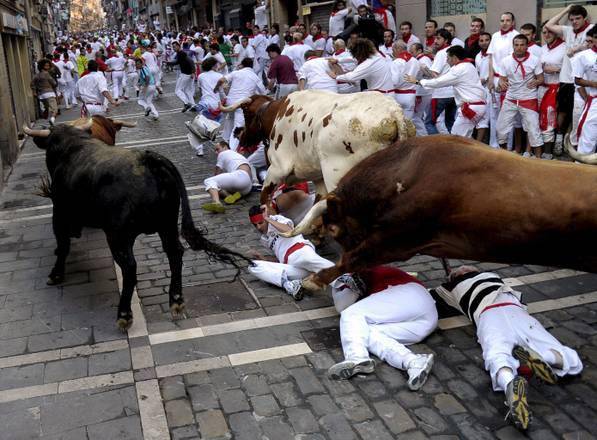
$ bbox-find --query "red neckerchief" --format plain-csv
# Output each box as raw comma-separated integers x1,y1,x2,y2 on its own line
334,49,345,55
401,33,411,43
417,53,434,61
574,21,590,36
467,33,480,46
373,7,389,27
592,46,597,53
512,52,530,78
397,52,413,62
384,42,392,48
331,8,345,17
455,58,475,65
547,38,564,50
425,36,435,47
313,33,323,41
480,49,488,57
528,41,536,47
306,56,319,61
437,43,450,52
500,27,514,35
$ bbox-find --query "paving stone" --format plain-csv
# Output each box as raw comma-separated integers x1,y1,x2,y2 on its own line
286,407,319,433
289,367,325,395
270,381,303,407
336,393,374,422
259,415,295,440
306,352,335,370
0,336,27,357
449,414,495,440
241,374,270,396
41,427,88,440
44,357,88,383
495,425,529,439
528,429,559,440
196,410,229,439
86,415,143,440
319,413,357,440
414,407,449,435
446,379,478,401
184,371,210,386
307,394,339,416
0,405,41,440
27,328,92,352
281,355,308,368
0,363,44,391
433,393,466,415
321,376,356,396
260,359,290,383
562,431,595,440
396,390,426,408
88,349,131,375
562,402,597,432
375,362,407,388
228,411,262,440
160,376,187,401
218,389,250,414
188,383,219,412
165,399,195,428
373,399,416,434
251,394,280,417
353,420,395,440
171,425,200,440
133,367,156,382
354,377,387,399
209,368,239,390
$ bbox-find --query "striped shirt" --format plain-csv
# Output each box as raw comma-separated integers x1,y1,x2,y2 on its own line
435,271,522,326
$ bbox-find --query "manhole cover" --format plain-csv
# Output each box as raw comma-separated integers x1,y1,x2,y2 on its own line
301,327,341,351
182,280,258,317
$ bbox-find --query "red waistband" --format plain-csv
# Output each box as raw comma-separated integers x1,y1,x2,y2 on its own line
464,101,486,105
507,98,539,112
283,242,307,264
481,301,521,315
372,89,395,94
393,89,416,94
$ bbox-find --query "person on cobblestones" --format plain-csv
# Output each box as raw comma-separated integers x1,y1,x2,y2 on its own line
31,59,58,125
266,43,299,98
327,266,437,391
75,60,119,116
434,265,583,431
135,58,159,120
298,51,339,92
168,41,196,112
194,57,224,120
202,141,253,213
248,204,334,300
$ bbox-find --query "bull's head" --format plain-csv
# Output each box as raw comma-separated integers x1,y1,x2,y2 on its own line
22,118,94,150
220,95,275,149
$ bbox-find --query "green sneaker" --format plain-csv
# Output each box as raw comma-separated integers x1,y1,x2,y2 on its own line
202,202,225,213
223,191,242,205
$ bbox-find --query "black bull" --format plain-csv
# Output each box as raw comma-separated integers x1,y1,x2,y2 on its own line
30,125,250,329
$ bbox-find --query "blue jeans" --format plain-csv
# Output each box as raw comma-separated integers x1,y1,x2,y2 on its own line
424,97,457,135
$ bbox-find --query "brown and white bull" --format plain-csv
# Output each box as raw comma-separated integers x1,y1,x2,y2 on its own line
287,135,597,290
221,90,415,204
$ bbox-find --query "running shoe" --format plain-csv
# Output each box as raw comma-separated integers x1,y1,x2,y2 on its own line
281,271,305,300
201,202,225,213
407,354,434,391
505,376,531,430
223,191,242,205
328,359,375,380
513,345,557,385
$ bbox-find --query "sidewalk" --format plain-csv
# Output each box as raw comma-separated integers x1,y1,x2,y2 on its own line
0,72,595,439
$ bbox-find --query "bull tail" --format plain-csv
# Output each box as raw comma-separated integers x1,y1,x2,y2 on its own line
168,160,252,275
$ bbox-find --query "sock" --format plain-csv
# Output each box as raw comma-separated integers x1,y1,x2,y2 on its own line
497,368,515,392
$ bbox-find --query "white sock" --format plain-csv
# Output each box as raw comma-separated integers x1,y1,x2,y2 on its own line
497,368,515,392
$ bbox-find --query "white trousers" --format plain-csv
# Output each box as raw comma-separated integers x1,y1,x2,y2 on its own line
253,57,266,79
338,283,438,370
277,83,298,99
571,92,589,146
84,103,106,116
138,85,158,118
394,93,416,119
477,294,583,391
451,104,487,138
175,73,195,106
222,108,245,143
496,99,543,147
59,81,76,107
577,97,597,154
150,66,162,88
413,95,430,136
249,246,334,287
204,169,252,195
125,72,138,98
111,71,125,99
247,145,267,169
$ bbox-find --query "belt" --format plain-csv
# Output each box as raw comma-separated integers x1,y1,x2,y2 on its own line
84,102,104,106
283,242,307,264
480,301,522,315
372,89,396,94
464,101,486,105
393,89,416,94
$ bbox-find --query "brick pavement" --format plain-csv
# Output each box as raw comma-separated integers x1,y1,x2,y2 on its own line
0,71,596,439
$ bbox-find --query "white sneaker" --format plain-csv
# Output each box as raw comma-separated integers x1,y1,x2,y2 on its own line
541,153,553,160
407,354,434,391
49,116,55,126
328,359,375,380
281,271,304,300
522,152,531,158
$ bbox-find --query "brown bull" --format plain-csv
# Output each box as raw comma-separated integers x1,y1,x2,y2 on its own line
71,115,137,145
291,135,597,290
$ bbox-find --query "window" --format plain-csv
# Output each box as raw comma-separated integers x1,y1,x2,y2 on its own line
430,0,486,17
543,0,595,6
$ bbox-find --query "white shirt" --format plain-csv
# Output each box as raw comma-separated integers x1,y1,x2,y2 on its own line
106,55,126,71
298,57,338,92
260,214,313,263
76,71,108,104
430,45,454,98
497,53,543,101
304,35,327,52
204,52,229,74
251,33,268,59
191,44,205,63
391,55,419,91
198,70,224,109
572,48,597,96
421,61,485,105
560,24,595,83
142,51,159,71
336,54,394,92
237,44,256,67
475,51,491,81
55,60,75,83
540,40,566,85
399,34,421,49
216,149,250,173
487,29,519,76
268,34,280,46
281,43,310,72
374,9,396,33
415,54,433,96
451,37,465,48
527,43,542,60
329,9,349,37
225,67,266,104
125,58,136,74
378,44,393,59
254,4,268,28
350,0,367,8
91,42,102,53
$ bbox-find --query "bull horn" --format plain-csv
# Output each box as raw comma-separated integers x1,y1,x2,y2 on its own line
220,97,252,113
22,124,50,138
110,119,137,128
280,199,328,237
75,118,94,131
566,138,597,165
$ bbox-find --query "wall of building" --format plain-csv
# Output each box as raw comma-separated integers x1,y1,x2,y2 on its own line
395,0,426,40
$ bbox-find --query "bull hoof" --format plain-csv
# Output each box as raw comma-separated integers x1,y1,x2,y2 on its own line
47,273,64,285
302,276,325,292
116,311,133,332
170,303,187,320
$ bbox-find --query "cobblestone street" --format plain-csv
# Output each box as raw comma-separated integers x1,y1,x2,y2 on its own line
0,71,596,440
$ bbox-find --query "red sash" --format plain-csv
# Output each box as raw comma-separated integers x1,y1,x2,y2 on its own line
461,101,486,120
283,242,307,264
508,98,539,112
539,84,559,131
577,96,596,139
